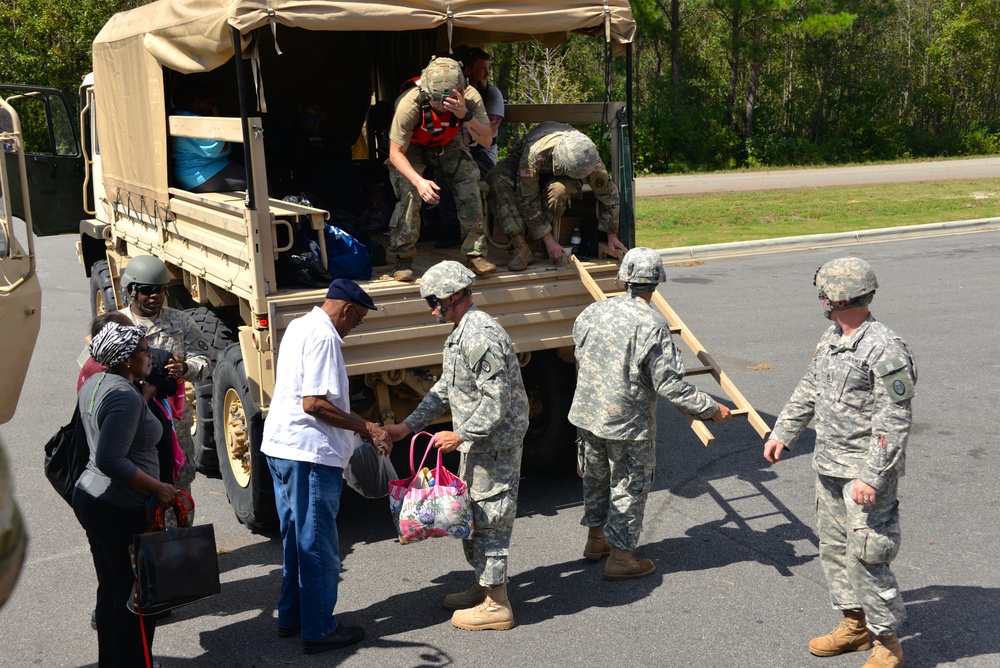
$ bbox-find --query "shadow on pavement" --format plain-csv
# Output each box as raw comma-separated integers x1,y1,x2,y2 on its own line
901,585,1000,667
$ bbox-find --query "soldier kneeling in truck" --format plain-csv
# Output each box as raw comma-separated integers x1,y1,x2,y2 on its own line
488,122,628,271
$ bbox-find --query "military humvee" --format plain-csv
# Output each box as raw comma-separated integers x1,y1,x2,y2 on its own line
34,0,639,531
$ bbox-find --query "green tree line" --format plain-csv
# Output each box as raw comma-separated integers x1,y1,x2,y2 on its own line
4,0,998,173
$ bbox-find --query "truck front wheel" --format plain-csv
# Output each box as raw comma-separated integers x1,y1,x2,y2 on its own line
213,343,277,532
90,260,116,317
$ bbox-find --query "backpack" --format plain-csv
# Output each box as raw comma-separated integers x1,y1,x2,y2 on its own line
44,374,103,505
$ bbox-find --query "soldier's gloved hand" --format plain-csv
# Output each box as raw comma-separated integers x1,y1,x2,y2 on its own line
432,431,462,454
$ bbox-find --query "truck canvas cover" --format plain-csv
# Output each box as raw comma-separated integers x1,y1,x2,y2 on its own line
91,0,635,211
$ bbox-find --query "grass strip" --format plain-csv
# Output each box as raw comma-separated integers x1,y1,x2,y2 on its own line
635,179,1000,249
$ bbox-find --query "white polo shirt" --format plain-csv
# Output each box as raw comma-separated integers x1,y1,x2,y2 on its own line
262,306,354,468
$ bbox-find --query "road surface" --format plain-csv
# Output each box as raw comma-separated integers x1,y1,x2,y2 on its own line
637,156,1000,197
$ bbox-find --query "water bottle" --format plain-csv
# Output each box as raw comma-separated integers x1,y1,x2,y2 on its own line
570,228,582,255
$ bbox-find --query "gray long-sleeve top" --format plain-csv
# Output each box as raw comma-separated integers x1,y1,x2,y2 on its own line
75,372,162,509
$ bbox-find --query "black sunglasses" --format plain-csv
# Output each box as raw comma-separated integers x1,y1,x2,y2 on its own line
425,296,441,309
136,284,168,296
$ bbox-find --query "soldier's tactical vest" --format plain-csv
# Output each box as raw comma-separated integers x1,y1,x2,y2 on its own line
410,87,462,148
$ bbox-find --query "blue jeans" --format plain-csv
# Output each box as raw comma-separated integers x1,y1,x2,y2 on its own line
266,456,344,642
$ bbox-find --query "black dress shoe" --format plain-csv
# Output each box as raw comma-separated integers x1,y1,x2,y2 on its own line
302,625,366,654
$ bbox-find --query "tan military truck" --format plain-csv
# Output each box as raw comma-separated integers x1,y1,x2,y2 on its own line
72,0,639,531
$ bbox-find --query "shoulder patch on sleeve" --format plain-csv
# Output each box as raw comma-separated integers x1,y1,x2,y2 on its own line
477,351,502,381
518,168,536,178
875,357,914,403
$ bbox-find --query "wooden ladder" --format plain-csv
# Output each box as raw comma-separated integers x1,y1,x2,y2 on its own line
572,254,772,446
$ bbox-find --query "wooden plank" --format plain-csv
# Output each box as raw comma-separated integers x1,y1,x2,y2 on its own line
504,102,624,126
168,115,244,143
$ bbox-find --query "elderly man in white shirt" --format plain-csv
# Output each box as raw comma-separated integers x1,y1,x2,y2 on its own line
262,279,391,655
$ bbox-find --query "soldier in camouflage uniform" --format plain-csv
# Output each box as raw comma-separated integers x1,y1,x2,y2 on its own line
764,257,915,668
387,57,497,282
487,121,628,271
384,261,528,631
119,256,211,496
569,248,731,580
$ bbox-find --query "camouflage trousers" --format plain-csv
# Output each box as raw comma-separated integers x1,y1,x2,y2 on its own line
487,157,580,240
579,430,655,553
817,475,905,636
387,144,487,258
459,446,522,587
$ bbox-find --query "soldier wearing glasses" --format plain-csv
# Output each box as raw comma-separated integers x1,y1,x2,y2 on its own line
119,255,211,494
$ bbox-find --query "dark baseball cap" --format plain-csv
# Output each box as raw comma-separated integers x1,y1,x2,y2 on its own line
326,278,376,310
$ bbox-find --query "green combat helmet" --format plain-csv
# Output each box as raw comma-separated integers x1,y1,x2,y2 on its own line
421,57,466,104
552,131,599,179
420,260,475,323
617,247,665,294
814,256,878,317
120,255,169,292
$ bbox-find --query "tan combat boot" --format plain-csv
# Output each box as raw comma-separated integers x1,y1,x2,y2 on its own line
583,525,611,561
604,545,655,581
808,609,873,657
508,234,533,272
442,583,486,611
451,584,514,631
863,635,904,668
392,257,414,282
466,255,496,276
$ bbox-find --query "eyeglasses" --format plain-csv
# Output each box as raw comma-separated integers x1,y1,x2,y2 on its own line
425,296,441,309
349,304,366,325
134,345,153,356
136,284,168,296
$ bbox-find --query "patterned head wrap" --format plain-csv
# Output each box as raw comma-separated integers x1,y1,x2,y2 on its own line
89,322,147,368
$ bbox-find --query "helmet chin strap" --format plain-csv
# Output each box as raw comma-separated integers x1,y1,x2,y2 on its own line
130,286,159,317
821,292,874,319
437,289,471,323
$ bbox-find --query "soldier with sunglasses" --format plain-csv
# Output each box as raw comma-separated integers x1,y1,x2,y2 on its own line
119,256,211,496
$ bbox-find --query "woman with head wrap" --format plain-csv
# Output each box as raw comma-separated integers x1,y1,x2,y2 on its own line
73,319,178,668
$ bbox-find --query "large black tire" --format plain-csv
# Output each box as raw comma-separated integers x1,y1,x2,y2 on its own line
90,260,117,318
520,350,578,475
213,343,277,532
185,306,241,474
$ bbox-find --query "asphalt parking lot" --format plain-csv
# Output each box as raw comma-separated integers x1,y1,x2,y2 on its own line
1,227,998,667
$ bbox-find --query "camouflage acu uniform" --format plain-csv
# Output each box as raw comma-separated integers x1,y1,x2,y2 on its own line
404,306,528,586
487,121,619,241
121,306,210,491
771,315,916,636
387,86,490,259
569,294,718,552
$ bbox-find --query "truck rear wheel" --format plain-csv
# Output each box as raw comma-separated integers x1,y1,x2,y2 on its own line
213,343,276,532
90,260,116,317
521,350,578,475
185,306,240,474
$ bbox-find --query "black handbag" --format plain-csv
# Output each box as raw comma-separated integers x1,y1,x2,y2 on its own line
43,405,91,506
130,492,221,616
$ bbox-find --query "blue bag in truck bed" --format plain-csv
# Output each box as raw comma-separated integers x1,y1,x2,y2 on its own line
324,224,372,280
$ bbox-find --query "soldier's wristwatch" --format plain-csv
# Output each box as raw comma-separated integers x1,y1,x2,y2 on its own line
460,109,474,123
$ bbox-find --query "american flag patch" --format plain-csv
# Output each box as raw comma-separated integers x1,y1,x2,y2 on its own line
518,169,536,178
